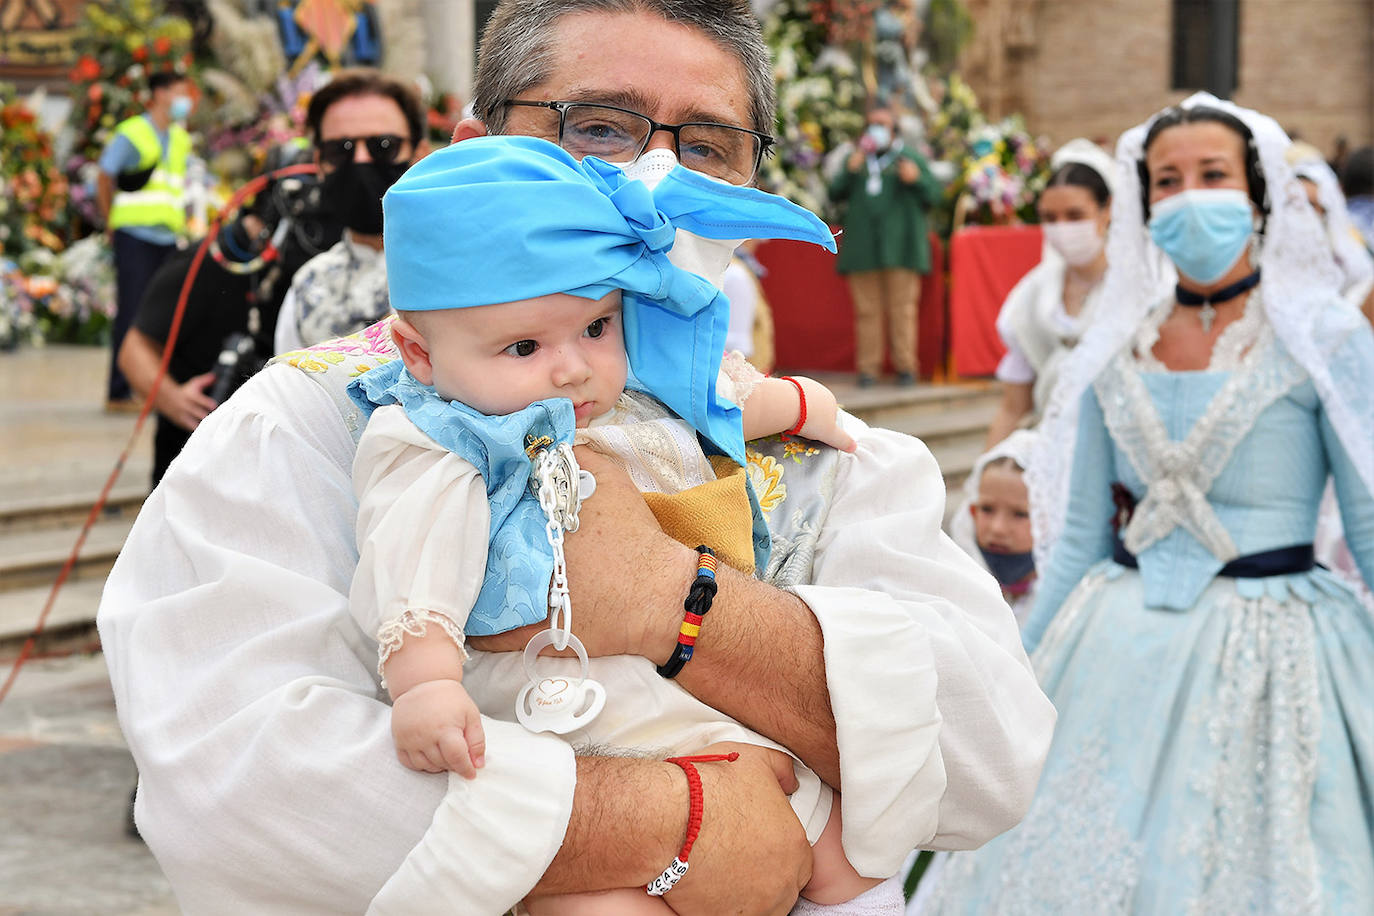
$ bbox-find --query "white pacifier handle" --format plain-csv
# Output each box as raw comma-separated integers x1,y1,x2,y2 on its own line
515,628,606,735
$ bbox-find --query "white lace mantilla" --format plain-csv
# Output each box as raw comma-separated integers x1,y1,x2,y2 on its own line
1095,321,1305,561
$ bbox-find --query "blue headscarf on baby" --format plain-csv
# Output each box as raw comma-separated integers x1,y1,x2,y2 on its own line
381,135,836,466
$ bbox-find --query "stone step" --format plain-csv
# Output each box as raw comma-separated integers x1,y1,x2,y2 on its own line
0,484,147,536
0,578,107,656
0,515,135,593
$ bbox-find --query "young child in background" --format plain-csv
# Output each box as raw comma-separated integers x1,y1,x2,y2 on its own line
949,429,1039,621
347,136,902,914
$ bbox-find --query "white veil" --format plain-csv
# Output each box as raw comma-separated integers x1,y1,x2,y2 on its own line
1026,92,1374,567
1288,149,1374,298
948,429,1040,562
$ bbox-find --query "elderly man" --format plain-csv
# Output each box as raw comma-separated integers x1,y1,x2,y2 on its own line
98,2,1054,913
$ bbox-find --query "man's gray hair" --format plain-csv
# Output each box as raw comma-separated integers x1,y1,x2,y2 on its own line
473,1,775,137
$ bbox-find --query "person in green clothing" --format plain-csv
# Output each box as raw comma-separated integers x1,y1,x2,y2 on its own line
829,104,942,387
97,70,195,410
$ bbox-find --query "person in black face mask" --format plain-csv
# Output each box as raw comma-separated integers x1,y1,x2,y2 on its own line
273,69,428,354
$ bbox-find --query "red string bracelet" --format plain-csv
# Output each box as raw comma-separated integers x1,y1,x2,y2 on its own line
645,752,740,896
779,375,806,440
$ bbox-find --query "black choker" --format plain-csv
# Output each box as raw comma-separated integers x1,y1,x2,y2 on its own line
1176,270,1260,332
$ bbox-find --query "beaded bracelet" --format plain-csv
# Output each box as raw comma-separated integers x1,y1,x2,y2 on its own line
655,546,718,679
779,375,807,440
646,751,740,896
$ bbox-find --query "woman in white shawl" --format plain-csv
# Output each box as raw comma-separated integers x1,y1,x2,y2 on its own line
983,140,1117,447
927,94,1374,913
1287,140,1374,322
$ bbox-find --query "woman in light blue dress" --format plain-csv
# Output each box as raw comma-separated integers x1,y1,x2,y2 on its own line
925,95,1374,914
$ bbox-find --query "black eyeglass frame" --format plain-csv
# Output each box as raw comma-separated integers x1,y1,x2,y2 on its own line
317,134,408,169
500,99,775,184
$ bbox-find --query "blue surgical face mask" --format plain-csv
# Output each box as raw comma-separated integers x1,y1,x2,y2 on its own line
169,95,192,122
1148,188,1254,284
978,546,1036,589
865,124,893,150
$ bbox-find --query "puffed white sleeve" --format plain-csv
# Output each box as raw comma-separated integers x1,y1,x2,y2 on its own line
351,404,490,680
98,366,575,915
793,414,1056,875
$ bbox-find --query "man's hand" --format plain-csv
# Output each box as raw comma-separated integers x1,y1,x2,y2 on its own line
159,372,218,431
897,157,920,184
847,148,865,172
664,743,811,915
467,447,692,660
390,678,486,778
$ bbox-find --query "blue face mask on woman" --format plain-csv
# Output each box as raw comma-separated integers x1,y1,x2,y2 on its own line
1148,188,1254,284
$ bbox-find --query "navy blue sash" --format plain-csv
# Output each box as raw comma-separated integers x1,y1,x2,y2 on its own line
1112,534,1316,578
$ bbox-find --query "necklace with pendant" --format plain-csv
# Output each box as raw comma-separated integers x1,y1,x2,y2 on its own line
1175,270,1261,333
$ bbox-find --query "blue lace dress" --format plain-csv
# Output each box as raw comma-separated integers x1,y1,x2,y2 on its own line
928,319,1374,914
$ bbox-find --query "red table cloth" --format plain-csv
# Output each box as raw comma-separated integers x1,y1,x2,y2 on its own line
947,224,1044,377
754,231,946,380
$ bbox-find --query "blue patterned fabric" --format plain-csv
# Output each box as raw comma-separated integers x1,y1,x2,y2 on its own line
350,361,575,635
928,341,1374,913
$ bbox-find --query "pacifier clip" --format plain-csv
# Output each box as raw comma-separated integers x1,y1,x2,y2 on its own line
516,440,606,735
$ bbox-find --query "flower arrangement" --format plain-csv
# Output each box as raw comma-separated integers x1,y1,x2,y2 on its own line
761,0,868,219
0,264,41,351
0,85,69,258
1,238,117,348
949,117,1048,226
923,75,1050,229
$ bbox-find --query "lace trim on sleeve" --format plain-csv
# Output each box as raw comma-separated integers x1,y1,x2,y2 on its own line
718,350,766,406
376,608,469,688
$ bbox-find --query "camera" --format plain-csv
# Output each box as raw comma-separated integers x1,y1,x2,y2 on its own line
209,331,267,405
200,146,343,405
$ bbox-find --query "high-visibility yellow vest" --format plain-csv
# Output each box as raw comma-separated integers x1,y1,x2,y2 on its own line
107,115,191,236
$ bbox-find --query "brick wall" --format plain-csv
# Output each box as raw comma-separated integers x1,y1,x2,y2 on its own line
960,0,1373,159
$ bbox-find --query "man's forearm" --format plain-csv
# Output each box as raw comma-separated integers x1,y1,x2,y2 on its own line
532,756,685,895
97,172,114,226
653,566,841,787
117,328,165,403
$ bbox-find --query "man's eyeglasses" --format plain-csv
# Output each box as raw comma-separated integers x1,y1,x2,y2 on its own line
501,100,773,186
318,134,407,170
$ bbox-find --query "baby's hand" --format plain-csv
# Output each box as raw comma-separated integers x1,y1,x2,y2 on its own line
793,376,857,453
391,678,486,778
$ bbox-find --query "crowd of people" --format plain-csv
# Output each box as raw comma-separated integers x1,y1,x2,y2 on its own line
89,0,1373,913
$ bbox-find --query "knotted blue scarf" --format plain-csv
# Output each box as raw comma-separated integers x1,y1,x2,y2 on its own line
378,134,835,467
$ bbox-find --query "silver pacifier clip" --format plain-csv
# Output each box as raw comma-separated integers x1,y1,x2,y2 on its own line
517,441,605,734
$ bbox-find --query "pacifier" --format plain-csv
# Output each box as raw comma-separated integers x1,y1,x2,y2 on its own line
515,628,606,735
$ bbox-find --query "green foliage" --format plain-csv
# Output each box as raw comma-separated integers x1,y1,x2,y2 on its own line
923,0,974,73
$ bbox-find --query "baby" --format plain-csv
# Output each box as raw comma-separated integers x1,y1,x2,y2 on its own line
952,430,1039,621
347,136,896,914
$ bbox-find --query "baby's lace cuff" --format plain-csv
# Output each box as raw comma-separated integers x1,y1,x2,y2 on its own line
719,350,765,406
376,608,469,689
